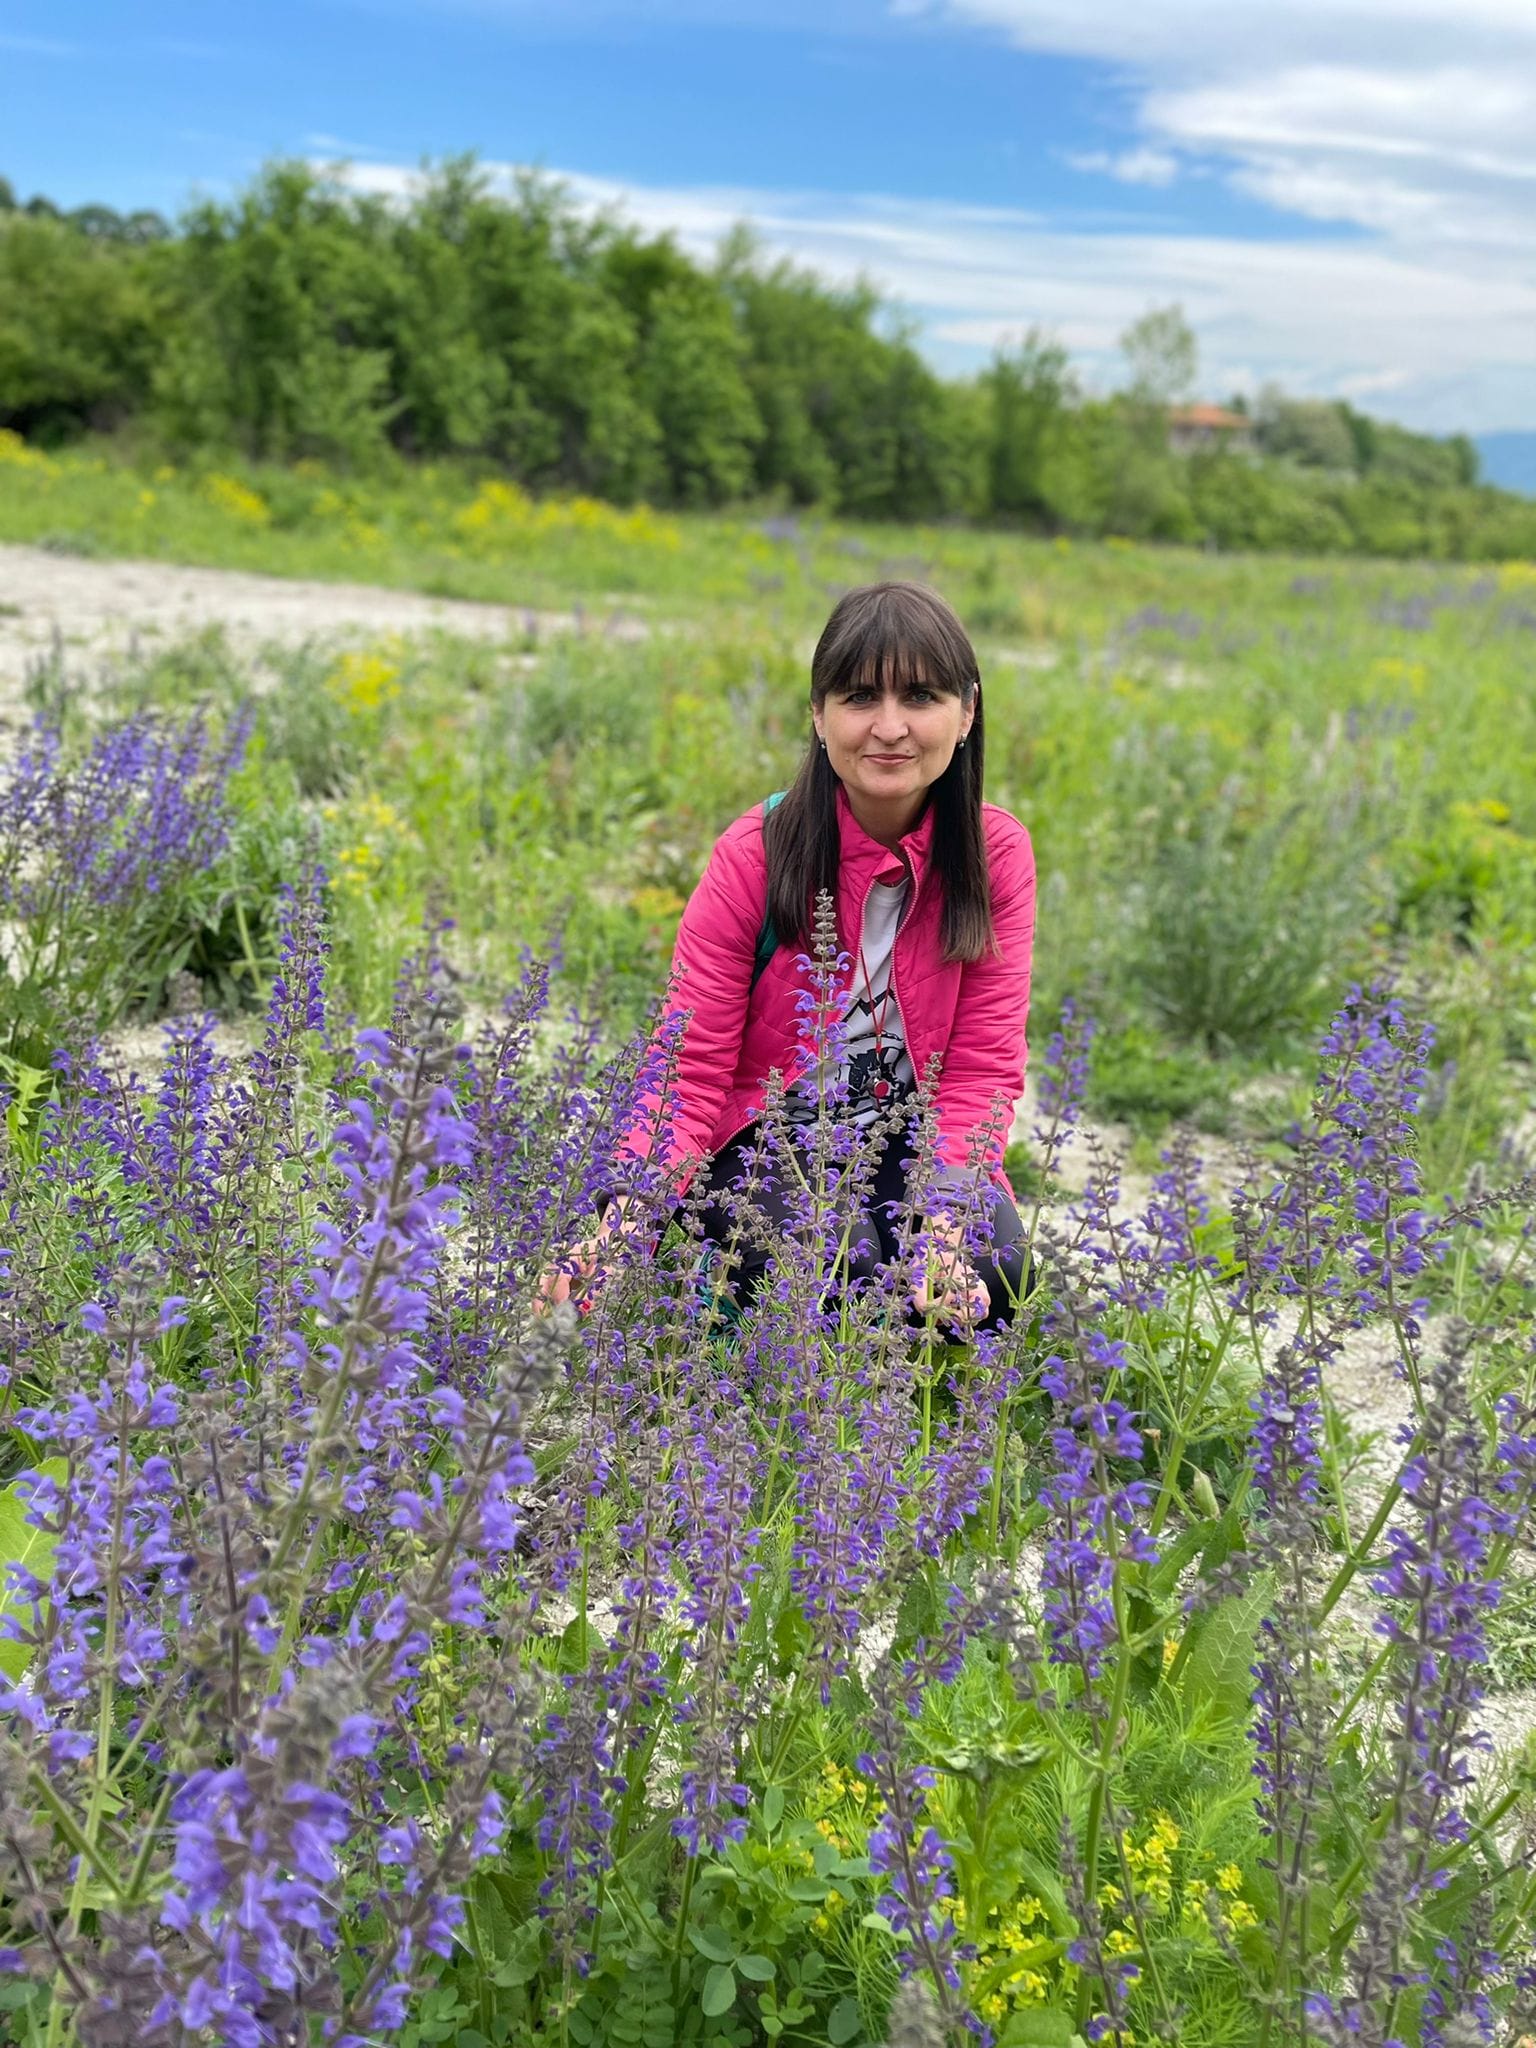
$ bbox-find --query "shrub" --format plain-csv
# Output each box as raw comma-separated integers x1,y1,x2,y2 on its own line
1124,785,1380,1055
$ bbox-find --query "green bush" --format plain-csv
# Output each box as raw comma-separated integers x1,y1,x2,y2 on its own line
1124,788,1380,1055
1085,1023,1225,1127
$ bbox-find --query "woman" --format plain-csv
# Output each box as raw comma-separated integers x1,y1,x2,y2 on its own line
541,581,1036,1331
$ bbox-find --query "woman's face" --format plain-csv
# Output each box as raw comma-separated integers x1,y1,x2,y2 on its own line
813,670,973,818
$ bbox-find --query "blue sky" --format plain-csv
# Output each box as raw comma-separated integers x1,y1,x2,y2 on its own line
8,0,1536,433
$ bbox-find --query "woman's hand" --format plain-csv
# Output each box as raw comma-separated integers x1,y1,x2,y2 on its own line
535,1196,641,1316
909,1213,990,1330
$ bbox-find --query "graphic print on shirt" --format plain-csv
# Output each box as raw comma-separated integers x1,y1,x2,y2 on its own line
786,876,916,1125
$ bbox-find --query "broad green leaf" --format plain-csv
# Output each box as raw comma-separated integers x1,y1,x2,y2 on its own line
686,1923,734,1963
761,1783,785,1831
556,1612,597,1674
1144,1515,1215,1600
999,2009,1086,2047
487,1916,544,1991
737,1953,774,1982
827,1995,863,2044
0,1462,65,1682
1180,1571,1274,1724
701,1964,736,2017
470,1873,516,1962
1015,1853,1074,1936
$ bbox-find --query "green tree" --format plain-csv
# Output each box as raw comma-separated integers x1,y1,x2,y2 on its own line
1113,304,1198,539
636,278,762,505
1120,302,1198,408
0,213,161,438
1254,388,1359,472
982,329,1075,522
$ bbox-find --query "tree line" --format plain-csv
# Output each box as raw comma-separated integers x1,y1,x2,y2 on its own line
3,158,1533,558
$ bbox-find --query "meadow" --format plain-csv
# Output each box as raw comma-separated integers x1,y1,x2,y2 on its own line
1,446,1536,2047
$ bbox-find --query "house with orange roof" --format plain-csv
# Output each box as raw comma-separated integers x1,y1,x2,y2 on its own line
1167,403,1257,456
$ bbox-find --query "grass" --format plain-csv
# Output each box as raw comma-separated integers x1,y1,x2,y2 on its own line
9,434,1536,1201
7,442,1536,2045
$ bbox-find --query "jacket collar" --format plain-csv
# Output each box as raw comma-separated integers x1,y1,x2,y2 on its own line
835,781,936,893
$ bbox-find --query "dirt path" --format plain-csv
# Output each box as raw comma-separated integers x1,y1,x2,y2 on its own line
0,543,644,712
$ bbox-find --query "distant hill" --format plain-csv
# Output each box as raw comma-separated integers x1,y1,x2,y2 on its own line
1475,432,1536,497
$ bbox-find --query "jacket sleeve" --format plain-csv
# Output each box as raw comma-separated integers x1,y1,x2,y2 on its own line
931,815,1036,1191
614,817,763,1194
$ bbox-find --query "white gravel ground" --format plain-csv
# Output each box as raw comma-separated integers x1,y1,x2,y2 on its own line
0,541,644,714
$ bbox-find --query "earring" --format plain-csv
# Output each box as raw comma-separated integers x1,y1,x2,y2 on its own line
819,736,827,749
958,734,968,750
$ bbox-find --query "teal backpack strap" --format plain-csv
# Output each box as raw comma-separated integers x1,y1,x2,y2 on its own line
750,792,786,993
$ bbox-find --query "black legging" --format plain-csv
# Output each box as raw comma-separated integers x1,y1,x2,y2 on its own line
685,1121,1029,1331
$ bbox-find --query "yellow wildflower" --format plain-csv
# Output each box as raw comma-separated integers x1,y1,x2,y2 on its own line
1368,655,1428,693
202,473,271,525
327,649,403,715
1215,1864,1243,1896
0,429,55,472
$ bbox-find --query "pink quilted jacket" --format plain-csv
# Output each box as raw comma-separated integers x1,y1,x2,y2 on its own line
619,783,1037,1201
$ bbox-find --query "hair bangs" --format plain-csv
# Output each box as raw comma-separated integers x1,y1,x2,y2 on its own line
812,583,978,706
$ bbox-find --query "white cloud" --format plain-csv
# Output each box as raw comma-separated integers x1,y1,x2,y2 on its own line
924,4,1536,239
308,132,393,160
1063,146,1180,187
333,155,1536,431
893,0,1536,424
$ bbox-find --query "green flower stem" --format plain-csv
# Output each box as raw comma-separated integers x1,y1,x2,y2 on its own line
1074,1563,1135,2034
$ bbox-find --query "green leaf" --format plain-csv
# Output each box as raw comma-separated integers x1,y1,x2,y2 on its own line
737,1953,774,1982
0,1461,65,1682
1144,1515,1213,1600
701,1964,736,2018
557,1612,597,1674
487,1916,544,1991
687,1924,735,1963
1179,1571,1274,1723
998,2010,1085,2047
0,1052,51,1156
761,1784,785,1832
1015,1854,1074,1936
470,1874,516,1962
828,1995,864,2044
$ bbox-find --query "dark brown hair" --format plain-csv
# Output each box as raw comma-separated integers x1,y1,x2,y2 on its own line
763,581,995,963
